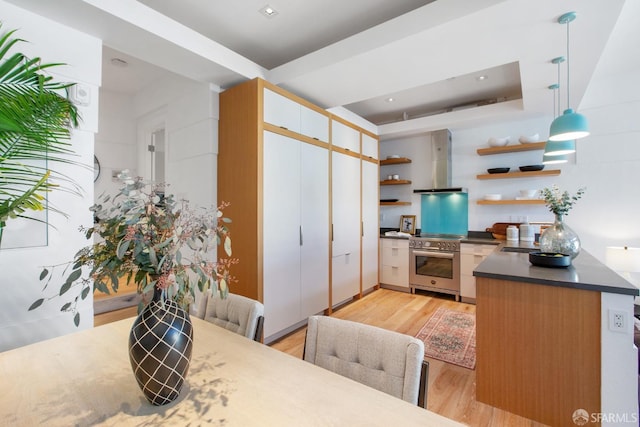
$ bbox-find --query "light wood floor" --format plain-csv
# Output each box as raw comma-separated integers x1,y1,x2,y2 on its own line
95,288,547,426
269,288,547,427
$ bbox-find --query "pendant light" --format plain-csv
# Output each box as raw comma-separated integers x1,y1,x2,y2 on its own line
548,11,589,142
543,153,570,164
544,56,575,161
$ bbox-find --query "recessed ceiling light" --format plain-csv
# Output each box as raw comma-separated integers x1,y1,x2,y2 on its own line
476,75,488,81
259,5,279,18
110,58,128,68
386,97,394,102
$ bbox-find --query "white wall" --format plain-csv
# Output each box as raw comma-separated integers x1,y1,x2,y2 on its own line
0,1,101,351
451,116,560,233
379,134,433,230
95,75,220,318
133,78,219,210
95,90,138,197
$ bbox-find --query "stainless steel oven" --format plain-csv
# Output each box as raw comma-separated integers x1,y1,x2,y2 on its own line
409,236,460,301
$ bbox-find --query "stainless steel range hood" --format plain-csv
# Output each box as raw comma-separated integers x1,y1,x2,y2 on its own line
413,129,467,194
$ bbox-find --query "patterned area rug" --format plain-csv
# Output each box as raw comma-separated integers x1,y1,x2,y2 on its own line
416,307,476,369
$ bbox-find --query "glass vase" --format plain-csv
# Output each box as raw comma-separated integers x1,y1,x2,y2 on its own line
539,214,581,259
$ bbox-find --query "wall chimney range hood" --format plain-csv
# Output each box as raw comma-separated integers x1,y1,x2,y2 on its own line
413,129,467,194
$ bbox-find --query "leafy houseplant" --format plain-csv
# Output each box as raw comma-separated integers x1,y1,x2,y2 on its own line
0,25,80,243
541,185,586,216
539,185,586,259
32,171,237,326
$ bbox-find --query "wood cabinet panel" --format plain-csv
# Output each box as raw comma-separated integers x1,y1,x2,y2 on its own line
476,277,601,426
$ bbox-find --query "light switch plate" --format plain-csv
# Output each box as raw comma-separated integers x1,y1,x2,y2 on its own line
69,84,91,106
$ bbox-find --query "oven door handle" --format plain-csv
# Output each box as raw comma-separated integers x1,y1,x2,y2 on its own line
412,250,454,259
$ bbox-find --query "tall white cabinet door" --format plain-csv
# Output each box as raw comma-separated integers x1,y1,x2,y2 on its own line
263,88,301,133
300,143,329,316
263,131,302,337
361,160,379,291
331,152,361,305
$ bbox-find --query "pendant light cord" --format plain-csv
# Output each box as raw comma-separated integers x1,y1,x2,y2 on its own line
556,63,560,116
566,19,571,111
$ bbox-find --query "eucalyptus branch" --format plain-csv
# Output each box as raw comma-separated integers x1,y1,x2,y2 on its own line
29,170,237,326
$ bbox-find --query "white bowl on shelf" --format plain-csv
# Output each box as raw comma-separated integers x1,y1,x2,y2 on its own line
519,189,538,198
488,137,510,147
518,133,540,144
484,194,502,201
386,154,400,159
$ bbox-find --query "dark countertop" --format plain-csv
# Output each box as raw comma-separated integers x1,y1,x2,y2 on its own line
474,248,639,296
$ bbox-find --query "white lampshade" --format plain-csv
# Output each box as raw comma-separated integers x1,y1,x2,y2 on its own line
605,246,640,273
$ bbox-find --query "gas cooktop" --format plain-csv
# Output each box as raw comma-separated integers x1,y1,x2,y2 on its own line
411,233,466,241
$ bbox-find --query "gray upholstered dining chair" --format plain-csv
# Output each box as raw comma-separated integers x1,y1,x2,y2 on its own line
203,292,264,342
303,315,429,408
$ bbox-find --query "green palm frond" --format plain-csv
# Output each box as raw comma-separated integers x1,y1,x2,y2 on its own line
0,24,81,231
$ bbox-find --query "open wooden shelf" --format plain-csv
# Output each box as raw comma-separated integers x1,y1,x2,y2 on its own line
380,201,411,206
380,157,412,165
477,142,546,156
476,169,560,180
380,179,412,185
477,199,546,205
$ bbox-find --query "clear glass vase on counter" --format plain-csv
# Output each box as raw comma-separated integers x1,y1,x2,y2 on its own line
539,214,581,259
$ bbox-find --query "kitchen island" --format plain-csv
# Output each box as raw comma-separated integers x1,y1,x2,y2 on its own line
474,249,639,426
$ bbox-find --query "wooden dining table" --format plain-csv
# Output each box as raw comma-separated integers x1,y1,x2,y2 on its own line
0,317,464,426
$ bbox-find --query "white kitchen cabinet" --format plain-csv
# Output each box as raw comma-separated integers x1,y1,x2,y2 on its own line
332,151,362,305
379,238,409,290
460,243,498,303
264,88,301,134
264,87,329,142
220,78,333,343
263,131,329,338
300,104,329,142
361,133,378,160
299,141,330,317
332,119,360,152
361,159,379,292
220,77,377,340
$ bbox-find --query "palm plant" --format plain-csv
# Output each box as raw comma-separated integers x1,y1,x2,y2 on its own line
0,24,80,243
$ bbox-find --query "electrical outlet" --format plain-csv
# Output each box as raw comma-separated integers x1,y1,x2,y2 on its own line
608,309,629,332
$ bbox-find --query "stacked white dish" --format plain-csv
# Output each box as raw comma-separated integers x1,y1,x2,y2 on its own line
517,189,538,199
484,194,502,201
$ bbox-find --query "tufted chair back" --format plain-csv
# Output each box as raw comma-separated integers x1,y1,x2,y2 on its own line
203,292,264,342
303,315,428,406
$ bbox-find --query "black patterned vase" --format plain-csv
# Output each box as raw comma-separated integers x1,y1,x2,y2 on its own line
128,287,194,406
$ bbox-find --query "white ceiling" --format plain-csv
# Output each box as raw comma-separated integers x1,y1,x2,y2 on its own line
6,0,630,136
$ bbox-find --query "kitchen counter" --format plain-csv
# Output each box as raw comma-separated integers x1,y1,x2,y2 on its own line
473,248,639,296
473,247,638,425
379,234,411,240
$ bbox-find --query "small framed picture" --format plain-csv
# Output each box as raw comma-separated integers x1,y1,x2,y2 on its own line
400,215,416,234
